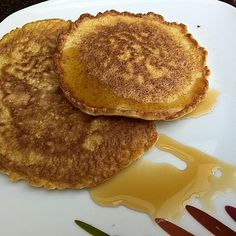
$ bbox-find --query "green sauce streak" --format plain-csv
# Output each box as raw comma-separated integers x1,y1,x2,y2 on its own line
75,220,110,236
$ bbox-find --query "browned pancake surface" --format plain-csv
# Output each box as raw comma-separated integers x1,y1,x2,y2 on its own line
56,10,209,120
0,19,157,189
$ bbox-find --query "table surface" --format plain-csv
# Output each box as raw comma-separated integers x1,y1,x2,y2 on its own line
0,0,235,22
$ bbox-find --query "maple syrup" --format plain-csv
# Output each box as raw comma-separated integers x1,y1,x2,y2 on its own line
186,89,220,118
61,48,209,114
90,134,236,219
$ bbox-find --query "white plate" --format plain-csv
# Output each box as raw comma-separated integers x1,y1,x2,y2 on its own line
0,0,236,235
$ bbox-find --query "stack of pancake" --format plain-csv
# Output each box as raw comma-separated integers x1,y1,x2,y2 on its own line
0,11,209,189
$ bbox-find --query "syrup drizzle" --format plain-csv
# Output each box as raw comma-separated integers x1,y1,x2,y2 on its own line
91,134,236,219
90,89,232,220
186,89,220,118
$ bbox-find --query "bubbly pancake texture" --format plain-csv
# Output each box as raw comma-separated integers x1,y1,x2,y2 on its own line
0,19,157,189
55,10,209,120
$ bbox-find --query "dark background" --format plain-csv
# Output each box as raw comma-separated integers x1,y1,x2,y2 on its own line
0,0,235,22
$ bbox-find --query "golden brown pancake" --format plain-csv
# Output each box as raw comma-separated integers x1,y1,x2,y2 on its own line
55,10,210,120
0,19,157,189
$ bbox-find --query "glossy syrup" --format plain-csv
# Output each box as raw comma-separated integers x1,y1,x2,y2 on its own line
90,89,230,219
62,48,209,114
90,134,236,219
186,89,220,118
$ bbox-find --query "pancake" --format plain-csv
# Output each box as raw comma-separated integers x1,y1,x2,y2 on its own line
55,10,210,120
0,19,158,189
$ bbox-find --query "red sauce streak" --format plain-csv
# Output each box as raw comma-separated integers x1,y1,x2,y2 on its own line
155,205,236,236
225,206,236,222
186,205,236,236
155,218,194,236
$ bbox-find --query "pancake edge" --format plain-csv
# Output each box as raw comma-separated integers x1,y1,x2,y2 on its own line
0,127,157,190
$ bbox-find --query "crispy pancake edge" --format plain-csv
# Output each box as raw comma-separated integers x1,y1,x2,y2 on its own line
0,128,157,190
54,10,210,120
